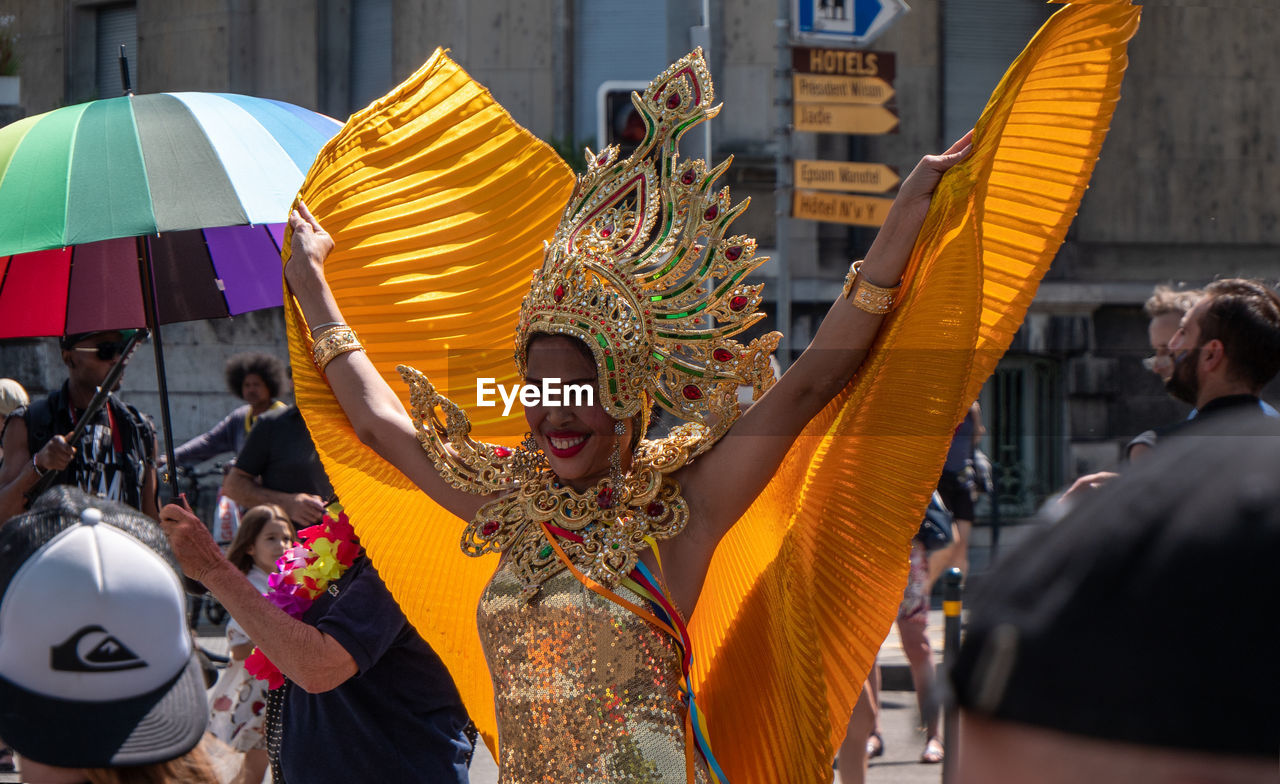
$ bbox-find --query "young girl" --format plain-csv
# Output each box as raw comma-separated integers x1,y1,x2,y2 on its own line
208,505,295,784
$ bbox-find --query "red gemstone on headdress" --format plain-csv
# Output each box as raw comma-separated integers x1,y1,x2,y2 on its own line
493,446,511,458
729,296,748,311
597,487,614,509
725,246,743,261
704,205,719,221
666,92,681,109
601,224,614,237
646,501,665,517
682,384,703,400
481,521,500,536
681,170,697,185
713,348,733,362
554,284,566,302
598,149,611,165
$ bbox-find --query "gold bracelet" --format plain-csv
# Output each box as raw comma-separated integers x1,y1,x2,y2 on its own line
309,320,345,338
841,260,901,315
310,322,348,343
312,326,363,372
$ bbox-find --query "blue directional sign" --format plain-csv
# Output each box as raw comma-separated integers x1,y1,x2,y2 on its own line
792,0,910,48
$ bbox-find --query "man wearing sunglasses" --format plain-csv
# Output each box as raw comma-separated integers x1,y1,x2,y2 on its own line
0,330,159,524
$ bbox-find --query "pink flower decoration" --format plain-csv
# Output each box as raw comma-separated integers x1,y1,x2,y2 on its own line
336,540,359,564
297,524,326,544
245,648,285,689
266,583,313,617
327,512,356,544
251,504,360,690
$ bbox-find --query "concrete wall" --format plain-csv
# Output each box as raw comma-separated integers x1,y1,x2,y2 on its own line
396,0,558,138
0,0,65,114
1075,5,1280,247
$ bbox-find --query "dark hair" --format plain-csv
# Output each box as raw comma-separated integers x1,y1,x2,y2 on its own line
224,352,286,400
525,331,597,367
226,504,295,573
1197,278,1280,390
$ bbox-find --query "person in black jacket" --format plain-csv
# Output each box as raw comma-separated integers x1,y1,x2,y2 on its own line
0,330,157,524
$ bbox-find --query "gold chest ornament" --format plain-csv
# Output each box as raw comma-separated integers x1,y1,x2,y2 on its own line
401,365,713,600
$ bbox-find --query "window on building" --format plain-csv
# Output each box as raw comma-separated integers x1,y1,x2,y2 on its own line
573,0,668,149
350,0,392,113
95,3,137,99
942,0,1052,144
980,355,1063,519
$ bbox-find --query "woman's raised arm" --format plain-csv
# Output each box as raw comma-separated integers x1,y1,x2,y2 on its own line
285,203,489,521
678,134,973,549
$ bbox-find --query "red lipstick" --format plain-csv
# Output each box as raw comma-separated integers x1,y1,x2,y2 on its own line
545,430,589,458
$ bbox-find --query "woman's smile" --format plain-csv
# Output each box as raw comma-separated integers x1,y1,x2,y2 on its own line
545,429,590,457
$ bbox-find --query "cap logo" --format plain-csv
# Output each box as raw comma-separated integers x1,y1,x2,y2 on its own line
50,625,148,673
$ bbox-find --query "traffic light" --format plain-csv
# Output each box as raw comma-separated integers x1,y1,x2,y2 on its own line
596,81,648,158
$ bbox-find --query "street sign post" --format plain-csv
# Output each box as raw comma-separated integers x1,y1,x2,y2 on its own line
791,47,898,134
791,0,909,49
793,189,894,227
792,47,895,80
794,103,898,134
794,160,899,193
793,73,895,104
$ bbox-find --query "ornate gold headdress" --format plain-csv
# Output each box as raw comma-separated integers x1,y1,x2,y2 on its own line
516,48,779,449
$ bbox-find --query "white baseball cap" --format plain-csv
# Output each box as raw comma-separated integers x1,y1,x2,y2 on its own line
0,487,206,767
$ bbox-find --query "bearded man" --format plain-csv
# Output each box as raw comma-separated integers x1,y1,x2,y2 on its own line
1147,278,1280,446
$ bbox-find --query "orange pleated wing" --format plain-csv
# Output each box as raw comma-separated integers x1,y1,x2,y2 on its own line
689,3,1142,782
282,49,575,751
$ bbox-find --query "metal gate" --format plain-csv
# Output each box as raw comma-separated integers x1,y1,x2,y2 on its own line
981,355,1063,519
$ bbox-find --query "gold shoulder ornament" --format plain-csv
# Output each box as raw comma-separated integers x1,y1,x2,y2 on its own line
400,364,707,599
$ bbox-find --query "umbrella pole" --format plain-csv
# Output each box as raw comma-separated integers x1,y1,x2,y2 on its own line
136,235,180,500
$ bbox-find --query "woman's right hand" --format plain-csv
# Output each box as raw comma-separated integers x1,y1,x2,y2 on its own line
285,201,335,296
158,502,229,582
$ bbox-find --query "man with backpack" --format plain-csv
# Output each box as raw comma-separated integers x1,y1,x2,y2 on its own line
0,330,158,524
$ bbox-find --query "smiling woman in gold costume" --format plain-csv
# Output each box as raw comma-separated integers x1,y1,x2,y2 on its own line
281,4,1140,782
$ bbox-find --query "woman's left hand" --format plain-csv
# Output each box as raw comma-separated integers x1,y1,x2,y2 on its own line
891,130,974,228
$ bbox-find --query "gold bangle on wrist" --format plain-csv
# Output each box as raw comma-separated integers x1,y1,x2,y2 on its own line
309,320,345,338
841,260,901,315
312,326,363,372
310,324,347,344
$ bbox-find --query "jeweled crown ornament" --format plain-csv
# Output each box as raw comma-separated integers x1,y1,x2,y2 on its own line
516,49,780,446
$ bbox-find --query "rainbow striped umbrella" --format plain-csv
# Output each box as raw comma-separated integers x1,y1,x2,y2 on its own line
0,92,342,337
0,91,342,490
0,91,339,253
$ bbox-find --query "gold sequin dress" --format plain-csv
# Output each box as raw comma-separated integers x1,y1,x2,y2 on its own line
478,566,709,783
